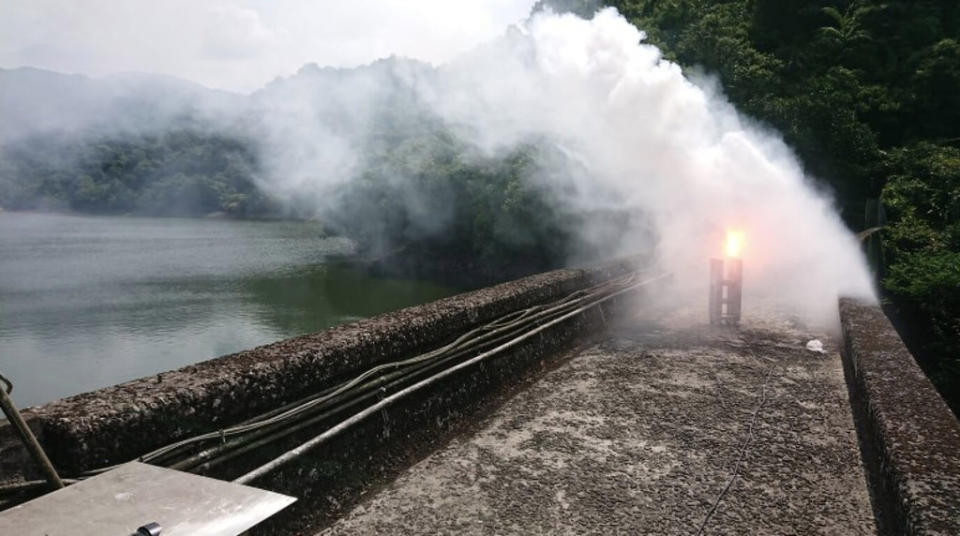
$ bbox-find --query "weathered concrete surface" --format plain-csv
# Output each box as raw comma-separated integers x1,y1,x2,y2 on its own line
840,298,960,536
321,305,876,535
237,278,635,534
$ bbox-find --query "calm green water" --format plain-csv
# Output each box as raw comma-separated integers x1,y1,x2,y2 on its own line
0,212,457,408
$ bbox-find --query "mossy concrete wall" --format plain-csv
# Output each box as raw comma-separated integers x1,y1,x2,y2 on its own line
0,258,640,484
839,298,960,536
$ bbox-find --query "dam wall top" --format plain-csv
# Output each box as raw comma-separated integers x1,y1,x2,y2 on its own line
839,298,960,536
0,257,640,479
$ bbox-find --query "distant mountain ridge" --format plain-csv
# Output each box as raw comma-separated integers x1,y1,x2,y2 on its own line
0,59,440,144
0,67,250,143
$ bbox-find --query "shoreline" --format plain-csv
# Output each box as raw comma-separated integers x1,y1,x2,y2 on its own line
0,207,319,224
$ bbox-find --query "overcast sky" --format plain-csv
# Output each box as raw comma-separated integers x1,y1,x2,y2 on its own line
0,0,537,93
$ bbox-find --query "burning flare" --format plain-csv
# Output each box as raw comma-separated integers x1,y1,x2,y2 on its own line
725,230,745,258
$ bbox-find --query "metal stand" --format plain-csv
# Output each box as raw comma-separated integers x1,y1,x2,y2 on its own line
0,371,64,491
709,258,742,325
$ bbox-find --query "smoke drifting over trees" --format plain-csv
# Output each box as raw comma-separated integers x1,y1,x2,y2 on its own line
0,8,875,321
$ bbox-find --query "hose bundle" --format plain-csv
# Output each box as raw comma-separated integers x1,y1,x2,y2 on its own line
1,268,666,496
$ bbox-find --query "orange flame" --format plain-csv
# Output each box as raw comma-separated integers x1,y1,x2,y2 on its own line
725,230,745,258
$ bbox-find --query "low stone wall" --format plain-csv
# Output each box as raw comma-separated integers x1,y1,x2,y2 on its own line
0,257,641,483
839,298,960,536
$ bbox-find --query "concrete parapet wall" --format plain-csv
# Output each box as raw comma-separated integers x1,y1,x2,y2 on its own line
0,257,640,482
839,298,960,536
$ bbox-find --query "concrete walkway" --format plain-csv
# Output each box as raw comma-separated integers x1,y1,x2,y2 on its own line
320,306,876,535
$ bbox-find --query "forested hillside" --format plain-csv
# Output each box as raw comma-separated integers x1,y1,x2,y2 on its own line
0,131,277,217
0,68,271,217
0,62,589,277
590,0,959,412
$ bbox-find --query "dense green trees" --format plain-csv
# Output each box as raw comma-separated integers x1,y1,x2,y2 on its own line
600,0,960,411
0,131,277,217
881,144,960,398
0,118,581,280
328,120,581,278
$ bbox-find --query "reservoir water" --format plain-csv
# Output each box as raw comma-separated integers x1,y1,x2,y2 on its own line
0,212,457,408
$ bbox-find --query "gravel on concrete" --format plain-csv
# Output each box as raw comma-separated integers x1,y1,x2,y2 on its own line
320,303,877,535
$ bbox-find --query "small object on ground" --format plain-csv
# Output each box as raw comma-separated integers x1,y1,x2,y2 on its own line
806,339,826,354
136,522,162,536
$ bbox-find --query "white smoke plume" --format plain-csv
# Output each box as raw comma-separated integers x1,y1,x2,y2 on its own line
0,5,876,326
253,8,876,325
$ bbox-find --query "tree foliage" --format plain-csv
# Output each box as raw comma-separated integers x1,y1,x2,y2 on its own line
0,130,277,217
327,117,583,276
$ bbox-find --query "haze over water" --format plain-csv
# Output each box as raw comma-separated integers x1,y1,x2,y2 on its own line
0,212,456,407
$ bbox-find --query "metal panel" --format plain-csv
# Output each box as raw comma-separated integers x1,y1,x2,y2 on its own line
0,462,295,536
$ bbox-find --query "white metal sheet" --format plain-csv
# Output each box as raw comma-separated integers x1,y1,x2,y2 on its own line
0,462,296,536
